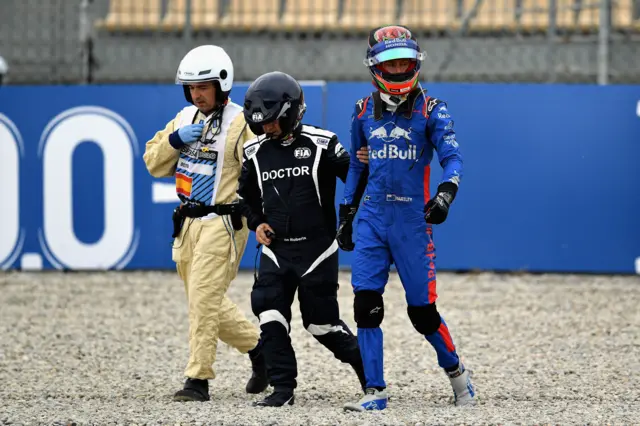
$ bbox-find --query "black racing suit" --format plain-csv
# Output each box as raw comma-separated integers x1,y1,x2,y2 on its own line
237,124,365,393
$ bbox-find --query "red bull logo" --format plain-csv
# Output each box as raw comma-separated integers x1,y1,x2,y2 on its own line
389,126,412,140
373,26,412,43
369,126,389,139
368,144,417,160
368,122,418,160
368,122,413,142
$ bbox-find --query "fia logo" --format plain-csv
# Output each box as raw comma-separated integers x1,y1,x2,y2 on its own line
294,147,312,159
252,112,263,122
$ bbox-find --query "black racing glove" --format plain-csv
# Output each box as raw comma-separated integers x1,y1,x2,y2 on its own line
424,182,458,225
336,204,357,251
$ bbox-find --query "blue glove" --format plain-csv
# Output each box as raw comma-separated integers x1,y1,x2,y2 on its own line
179,123,205,143
169,123,204,148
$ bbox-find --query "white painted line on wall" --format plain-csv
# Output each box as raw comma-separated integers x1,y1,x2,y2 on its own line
152,182,179,203
21,253,42,271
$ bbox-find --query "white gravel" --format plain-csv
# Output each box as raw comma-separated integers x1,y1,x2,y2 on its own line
1,270,639,425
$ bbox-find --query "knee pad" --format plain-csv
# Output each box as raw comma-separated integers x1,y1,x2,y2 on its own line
258,309,290,333
407,304,441,336
354,290,384,328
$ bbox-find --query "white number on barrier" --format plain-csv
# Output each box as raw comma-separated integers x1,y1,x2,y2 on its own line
41,108,136,270
0,115,22,269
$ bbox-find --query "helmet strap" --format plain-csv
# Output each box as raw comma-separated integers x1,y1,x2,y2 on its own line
380,92,408,109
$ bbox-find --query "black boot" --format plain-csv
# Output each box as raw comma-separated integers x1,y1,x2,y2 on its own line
351,361,367,392
246,341,269,394
173,378,210,402
253,389,295,407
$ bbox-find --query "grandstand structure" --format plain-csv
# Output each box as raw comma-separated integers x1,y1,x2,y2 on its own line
0,0,639,84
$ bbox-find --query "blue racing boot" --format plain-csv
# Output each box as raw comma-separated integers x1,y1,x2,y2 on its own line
343,388,388,411
448,366,477,407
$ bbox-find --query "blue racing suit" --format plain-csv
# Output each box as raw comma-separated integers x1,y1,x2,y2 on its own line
343,89,463,389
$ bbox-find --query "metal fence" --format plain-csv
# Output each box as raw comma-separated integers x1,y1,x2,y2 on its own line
0,0,639,85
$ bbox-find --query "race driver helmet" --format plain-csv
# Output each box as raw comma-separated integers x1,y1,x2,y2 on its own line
365,25,426,97
243,71,307,145
175,45,234,106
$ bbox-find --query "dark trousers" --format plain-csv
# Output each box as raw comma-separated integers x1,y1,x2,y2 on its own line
251,237,362,391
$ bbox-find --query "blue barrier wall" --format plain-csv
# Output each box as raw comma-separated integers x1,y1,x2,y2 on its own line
0,83,638,274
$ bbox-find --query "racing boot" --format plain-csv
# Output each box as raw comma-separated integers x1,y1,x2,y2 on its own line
343,388,388,411
245,341,269,394
173,378,210,402
447,365,477,407
253,389,295,407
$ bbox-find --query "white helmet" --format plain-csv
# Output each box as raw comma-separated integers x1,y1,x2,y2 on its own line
175,45,234,105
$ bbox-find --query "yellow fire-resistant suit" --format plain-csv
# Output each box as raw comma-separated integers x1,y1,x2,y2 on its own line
143,102,259,380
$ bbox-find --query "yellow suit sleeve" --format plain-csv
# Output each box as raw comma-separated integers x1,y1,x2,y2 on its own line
239,118,256,159
143,112,181,178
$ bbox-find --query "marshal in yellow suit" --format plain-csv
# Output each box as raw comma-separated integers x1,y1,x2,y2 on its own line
143,45,267,402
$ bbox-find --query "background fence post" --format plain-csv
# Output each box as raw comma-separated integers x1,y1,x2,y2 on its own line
79,0,94,84
185,0,193,44
598,0,611,85
547,0,557,82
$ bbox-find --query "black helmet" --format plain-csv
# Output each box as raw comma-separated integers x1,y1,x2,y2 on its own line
243,71,306,143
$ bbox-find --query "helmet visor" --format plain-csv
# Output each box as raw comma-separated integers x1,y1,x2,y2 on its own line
175,74,219,85
365,47,425,67
244,98,287,125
